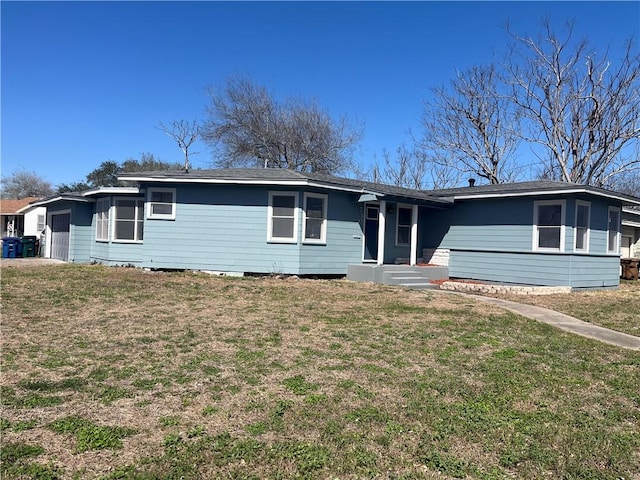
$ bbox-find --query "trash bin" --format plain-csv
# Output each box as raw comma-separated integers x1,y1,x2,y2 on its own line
620,258,639,281
2,237,21,258
20,236,37,258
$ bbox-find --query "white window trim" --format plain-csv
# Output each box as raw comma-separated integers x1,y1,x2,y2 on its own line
95,197,110,242
267,191,299,244
37,214,45,233
573,200,590,253
113,197,144,244
395,204,412,247
607,206,621,254
302,193,328,244
147,187,176,220
533,200,566,252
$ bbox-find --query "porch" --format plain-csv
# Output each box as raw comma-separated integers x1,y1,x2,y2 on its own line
347,264,449,290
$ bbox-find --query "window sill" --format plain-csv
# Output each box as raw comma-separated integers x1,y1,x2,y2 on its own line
112,240,144,244
302,240,327,246
267,239,298,244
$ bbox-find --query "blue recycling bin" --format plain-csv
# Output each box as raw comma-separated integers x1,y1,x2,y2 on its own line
2,237,22,258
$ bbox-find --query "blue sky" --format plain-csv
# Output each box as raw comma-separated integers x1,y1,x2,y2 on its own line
2,1,639,187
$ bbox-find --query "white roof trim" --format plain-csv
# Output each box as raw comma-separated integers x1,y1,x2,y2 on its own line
23,196,94,208
449,188,640,205
119,175,384,197
82,186,140,196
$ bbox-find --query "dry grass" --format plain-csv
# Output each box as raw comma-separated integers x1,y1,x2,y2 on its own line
1,264,639,479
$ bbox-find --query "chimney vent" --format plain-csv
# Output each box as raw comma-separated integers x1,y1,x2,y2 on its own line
468,178,476,187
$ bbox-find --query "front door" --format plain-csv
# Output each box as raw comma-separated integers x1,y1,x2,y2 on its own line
363,204,379,261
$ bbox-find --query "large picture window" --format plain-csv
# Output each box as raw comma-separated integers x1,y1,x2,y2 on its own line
396,206,412,246
607,207,620,254
147,188,176,220
303,193,327,243
533,200,565,251
114,198,144,242
268,192,298,243
95,198,110,241
574,201,590,252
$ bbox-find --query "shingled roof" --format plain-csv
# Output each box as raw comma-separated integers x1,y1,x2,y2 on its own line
429,180,640,205
0,197,41,215
119,169,452,205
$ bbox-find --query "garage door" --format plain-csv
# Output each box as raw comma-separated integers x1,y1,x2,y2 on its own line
50,213,70,261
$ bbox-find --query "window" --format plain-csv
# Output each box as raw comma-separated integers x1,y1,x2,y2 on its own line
607,207,621,254
396,206,412,246
95,198,110,241
574,201,590,252
533,200,565,251
303,193,327,243
114,198,144,242
37,214,45,233
147,188,176,220
268,192,298,243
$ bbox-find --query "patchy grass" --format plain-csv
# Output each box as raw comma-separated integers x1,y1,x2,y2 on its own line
492,280,640,336
1,263,639,479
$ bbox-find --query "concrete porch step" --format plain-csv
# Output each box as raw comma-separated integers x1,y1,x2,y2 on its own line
347,264,449,290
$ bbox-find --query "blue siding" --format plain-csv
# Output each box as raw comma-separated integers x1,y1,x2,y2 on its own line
449,250,619,288
432,195,624,288
137,184,363,275
48,201,93,264
298,192,363,274
70,203,93,263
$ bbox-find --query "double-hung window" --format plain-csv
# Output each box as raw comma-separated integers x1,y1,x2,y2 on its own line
574,201,590,252
396,206,412,246
147,188,176,220
36,214,45,234
533,200,565,251
95,198,110,241
607,207,621,254
114,198,144,242
268,192,298,243
303,193,327,243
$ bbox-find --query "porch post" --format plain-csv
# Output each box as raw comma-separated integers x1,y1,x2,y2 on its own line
410,204,418,266
377,200,386,265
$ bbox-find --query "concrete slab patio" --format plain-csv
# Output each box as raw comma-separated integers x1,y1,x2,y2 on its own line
453,292,640,351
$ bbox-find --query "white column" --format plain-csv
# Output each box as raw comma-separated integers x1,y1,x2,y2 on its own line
377,200,386,265
410,204,418,266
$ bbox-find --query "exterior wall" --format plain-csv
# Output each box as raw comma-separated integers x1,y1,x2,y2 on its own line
423,195,623,288
45,201,93,263
448,251,619,288
136,184,363,275
298,191,363,275
23,207,46,237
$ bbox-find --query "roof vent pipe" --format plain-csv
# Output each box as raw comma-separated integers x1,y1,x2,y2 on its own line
468,178,476,187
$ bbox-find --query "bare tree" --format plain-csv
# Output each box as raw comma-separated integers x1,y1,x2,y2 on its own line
420,64,523,185
0,170,54,199
201,75,363,174
157,120,200,171
504,18,640,186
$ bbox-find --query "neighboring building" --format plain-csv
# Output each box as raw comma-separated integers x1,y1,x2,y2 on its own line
622,207,640,258
1,197,40,238
27,170,640,289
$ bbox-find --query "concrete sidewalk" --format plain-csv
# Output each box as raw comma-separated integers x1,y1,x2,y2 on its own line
454,293,640,351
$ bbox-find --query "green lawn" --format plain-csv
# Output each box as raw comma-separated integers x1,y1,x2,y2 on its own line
1,264,638,479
